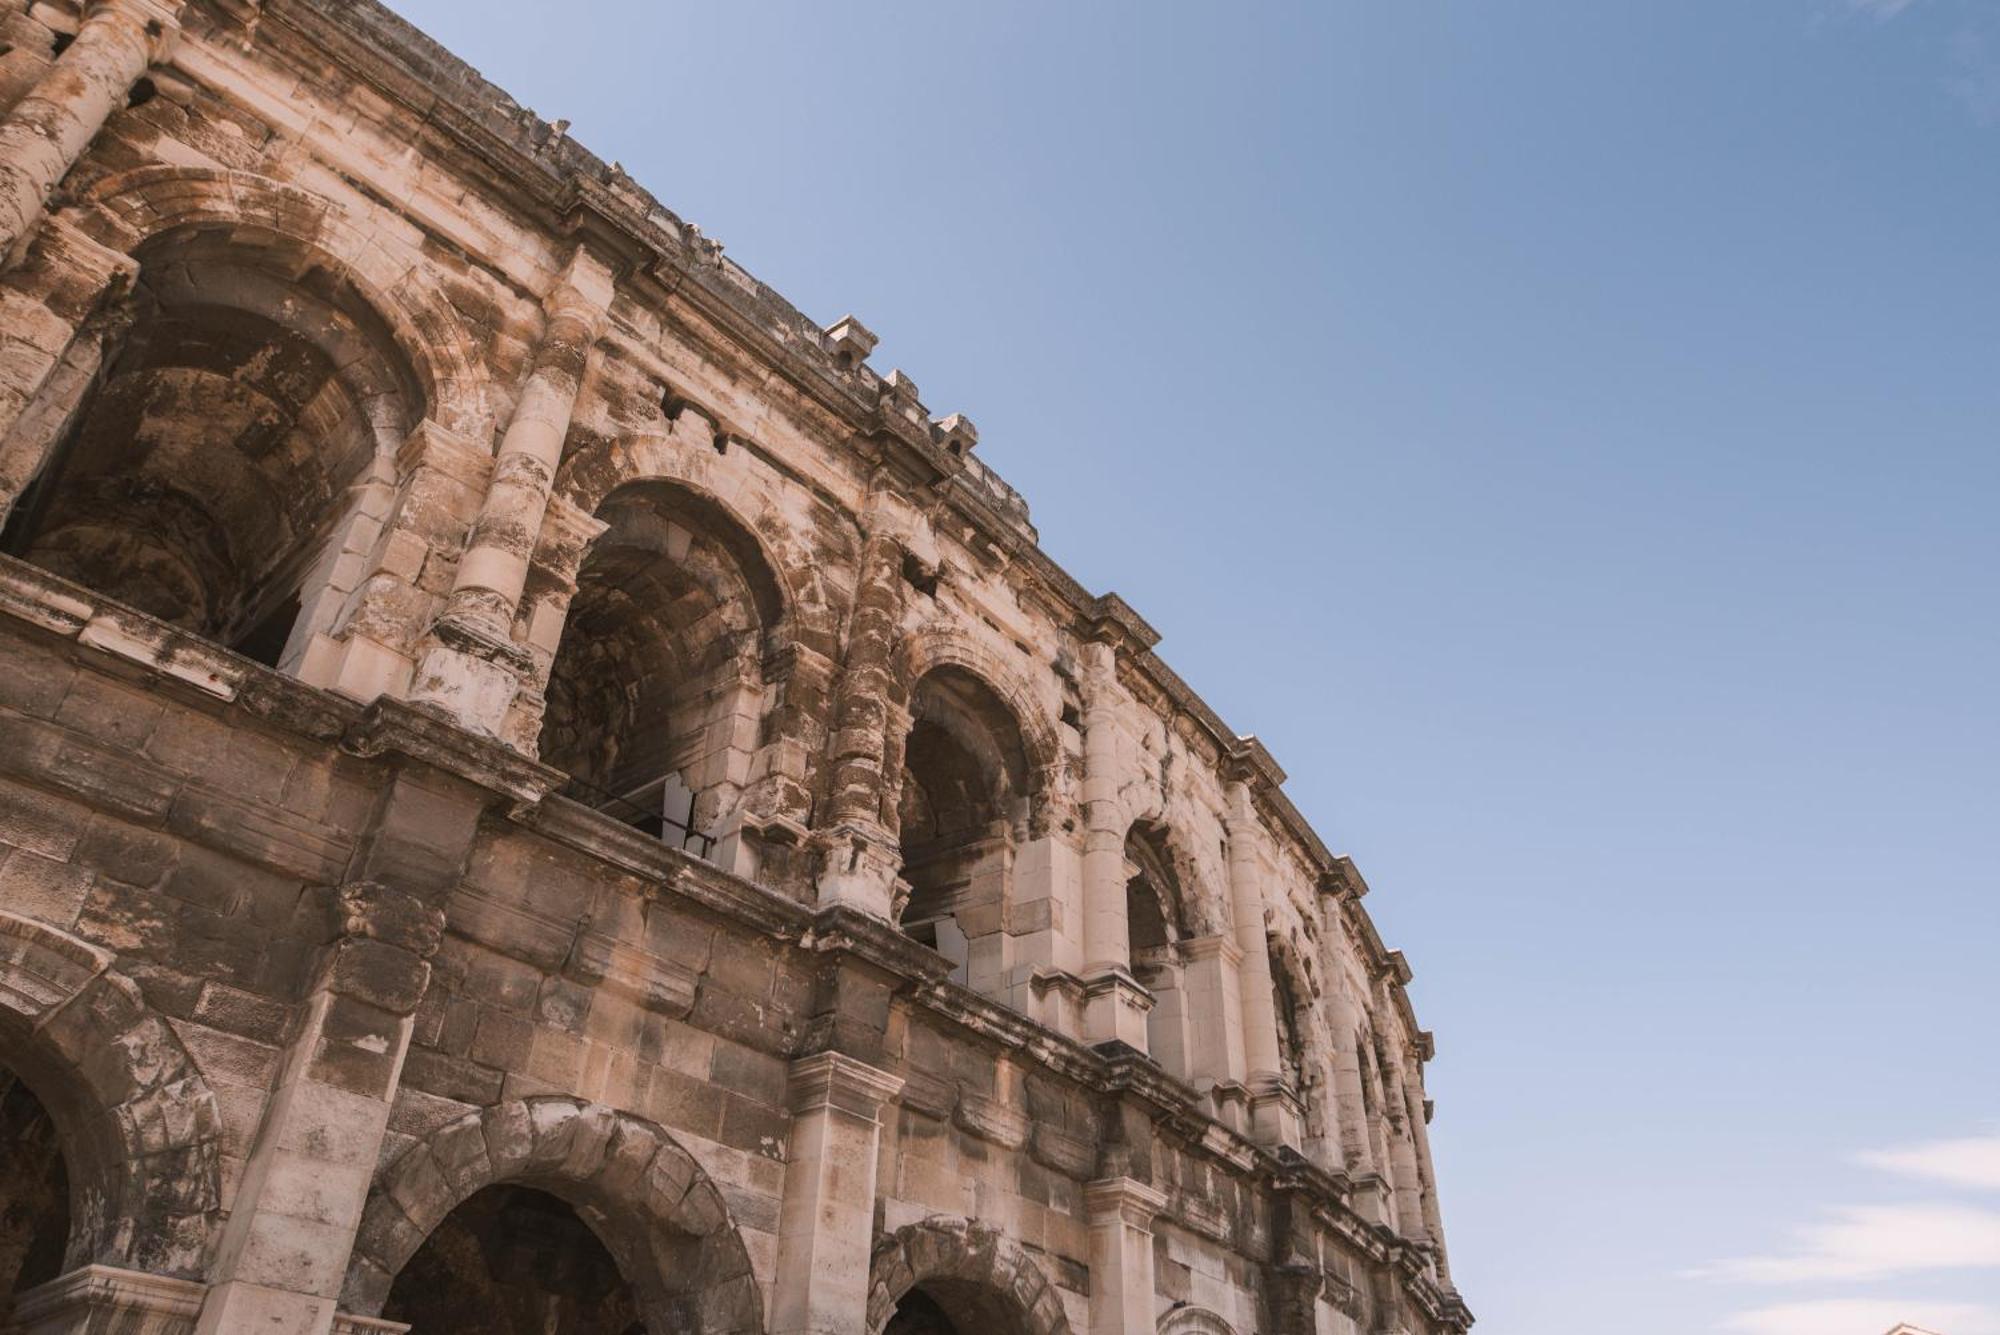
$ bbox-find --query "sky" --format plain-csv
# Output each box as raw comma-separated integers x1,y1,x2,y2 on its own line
384,2,2000,1331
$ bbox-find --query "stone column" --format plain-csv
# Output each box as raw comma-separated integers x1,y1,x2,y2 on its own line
770,1052,904,1335
1077,640,1150,1050
410,247,614,735
1380,1035,1429,1249
0,0,180,268
815,522,909,919
1223,778,1298,1149
1082,1177,1167,1335
1326,988,1383,1218
194,770,482,1335
1397,1052,1452,1283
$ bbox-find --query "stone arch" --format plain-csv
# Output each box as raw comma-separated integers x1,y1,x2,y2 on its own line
1158,1305,1239,1335
867,1215,1071,1335
72,166,493,443
344,1097,761,1335
552,425,847,654
899,629,1065,832
0,912,222,1280
534,435,837,870
1124,819,1193,955
1119,814,1227,940
1266,930,1337,1147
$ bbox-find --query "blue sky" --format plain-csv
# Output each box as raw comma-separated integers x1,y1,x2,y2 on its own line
385,2,2000,1331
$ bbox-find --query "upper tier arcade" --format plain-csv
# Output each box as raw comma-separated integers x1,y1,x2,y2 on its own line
0,2,1469,1334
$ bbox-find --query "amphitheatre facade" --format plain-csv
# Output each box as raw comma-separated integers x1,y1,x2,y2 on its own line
0,2,1471,1332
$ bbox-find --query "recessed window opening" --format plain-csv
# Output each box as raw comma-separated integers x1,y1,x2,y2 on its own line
895,666,1031,994
540,482,782,869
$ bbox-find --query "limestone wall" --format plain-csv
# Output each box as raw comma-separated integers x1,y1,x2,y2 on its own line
0,1,1469,1332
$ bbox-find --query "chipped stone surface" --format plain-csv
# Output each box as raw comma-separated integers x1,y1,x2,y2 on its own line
0,3,1466,1333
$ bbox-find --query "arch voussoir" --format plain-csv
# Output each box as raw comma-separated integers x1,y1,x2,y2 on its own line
74,166,495,443
0,913,223,1279
349,1097,763,1334
869,1215,1073,1335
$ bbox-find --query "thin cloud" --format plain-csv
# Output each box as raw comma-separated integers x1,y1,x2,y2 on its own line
1860,1132,2000,1191
1695,1202,2000,1284
1722,1297,2000,1335
1847,0,1924,18
1948,26,2000,126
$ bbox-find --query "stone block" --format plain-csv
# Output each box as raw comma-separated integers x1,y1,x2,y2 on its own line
0,846,92,926
0,777,88,860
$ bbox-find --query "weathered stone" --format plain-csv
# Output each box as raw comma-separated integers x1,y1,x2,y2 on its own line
0,3,1469,1329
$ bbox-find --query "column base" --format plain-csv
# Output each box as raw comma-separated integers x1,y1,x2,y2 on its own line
1248,1073,1306,1150
1203,1077,1251,1135
1080,966,1154,1052
1347,1171,1392,1226
813,823,903,921
406,607,535,737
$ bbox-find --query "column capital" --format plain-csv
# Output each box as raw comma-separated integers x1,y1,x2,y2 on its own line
1083,1176,1168,1229
546,245,617,332
786,1050,904,1117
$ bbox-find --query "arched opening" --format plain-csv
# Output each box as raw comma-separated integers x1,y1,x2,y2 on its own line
539,482,783,861
867,1218,1067,1335
884,1281,1033,1335
1357,1027,1396,1184
0,1067,68,1303
382,1184,644,1335
349,1102,761,1335
1125,823,1192,1079
895,666,1031,994
0,225,421,670
1269,944,1308,1094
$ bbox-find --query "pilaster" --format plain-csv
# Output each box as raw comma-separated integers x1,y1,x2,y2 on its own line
0,0,183,269
1179,933,1247,1103
771,1052,905,1335
193,770,483,1335
409,247,613,738
1082,1176,1168,1335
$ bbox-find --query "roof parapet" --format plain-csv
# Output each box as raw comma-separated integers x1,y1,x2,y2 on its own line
932,412,978,458
824,314,878,370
